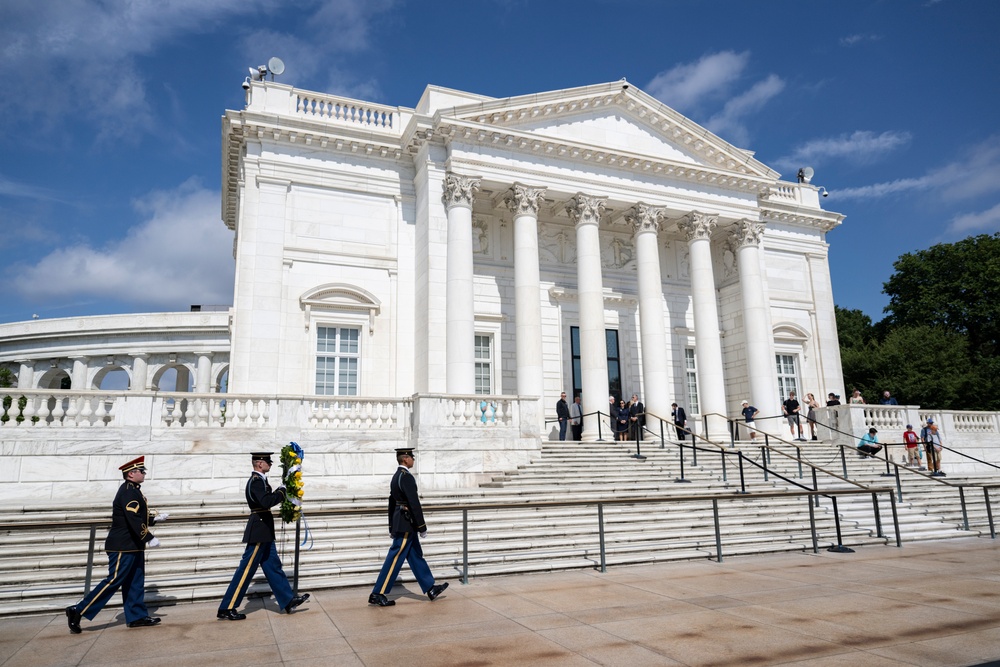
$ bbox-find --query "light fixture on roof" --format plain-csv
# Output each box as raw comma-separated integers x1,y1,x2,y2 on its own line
818,187,829,198
248,57,286,83
797,167,814,184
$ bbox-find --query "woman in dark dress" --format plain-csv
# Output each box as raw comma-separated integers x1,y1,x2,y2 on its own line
616,400,630,441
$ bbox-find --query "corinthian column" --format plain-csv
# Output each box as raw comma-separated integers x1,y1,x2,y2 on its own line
505,183,547,406
623,203,670,421
442,173,481,394
731,220,778,427
566,193,609,438
677,211,727,439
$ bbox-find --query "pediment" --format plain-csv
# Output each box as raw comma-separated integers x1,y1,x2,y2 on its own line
437,82,778,180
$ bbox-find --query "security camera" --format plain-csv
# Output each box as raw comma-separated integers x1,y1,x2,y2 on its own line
620,77,629,91
242,78,251,91
818,187,829,198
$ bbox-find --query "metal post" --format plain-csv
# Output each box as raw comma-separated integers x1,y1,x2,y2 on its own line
812,468,820,508
660,420,665,449
761,446,769,482
597,412,604,441
729,420,736,448
85,524,97,595
675,439,690,483
461,509,469,584
840,446,848,478
894,464,903,502
292,517,302,594
737,452,747,494
597,503,607,573
871,492,884,538
721,450,728,482
985,488,995,539
959,487,969,531
889,490,902,547
827,496,855,553
807,495,818,553
880,445,893,477
691,430,698,466
796,446,803,479
631,431,645,460
712,499,723,562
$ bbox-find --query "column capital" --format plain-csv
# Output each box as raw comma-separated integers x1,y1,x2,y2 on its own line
504,183,547,216
565,193,607,227
623,202,664,235
678,211,718,242
441,173,481,210
730,218,765,248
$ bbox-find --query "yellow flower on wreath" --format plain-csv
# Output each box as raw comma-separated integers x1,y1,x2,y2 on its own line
295,471,302,479
296,488,304,498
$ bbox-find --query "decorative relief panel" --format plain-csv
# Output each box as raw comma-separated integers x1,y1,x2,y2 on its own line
602,233,635,270
539,224,576,264
472,216,491,256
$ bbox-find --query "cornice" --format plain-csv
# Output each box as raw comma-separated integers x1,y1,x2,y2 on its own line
759,200,844,232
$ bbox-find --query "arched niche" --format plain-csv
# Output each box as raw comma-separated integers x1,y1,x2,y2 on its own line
300,283,381,334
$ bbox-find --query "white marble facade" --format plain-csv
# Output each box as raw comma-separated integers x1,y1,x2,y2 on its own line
221,80,845,437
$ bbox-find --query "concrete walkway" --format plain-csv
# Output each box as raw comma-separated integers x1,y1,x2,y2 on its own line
3,538,1000,667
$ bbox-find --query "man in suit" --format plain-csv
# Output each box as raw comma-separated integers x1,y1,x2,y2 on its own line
217,452,309,620
66,456,164,633
628,393,645,442
569,395,584,441
369,448,448,607
671,403,688,441
555,392,570,440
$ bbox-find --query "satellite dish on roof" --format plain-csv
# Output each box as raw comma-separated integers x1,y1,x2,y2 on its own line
268,57,285,79
797,167,814,184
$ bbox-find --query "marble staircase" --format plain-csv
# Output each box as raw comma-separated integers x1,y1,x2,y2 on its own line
1,437,995,618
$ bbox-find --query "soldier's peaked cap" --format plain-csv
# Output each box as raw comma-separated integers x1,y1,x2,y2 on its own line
251,452,274,463
395,448,415,456
119,456,145,473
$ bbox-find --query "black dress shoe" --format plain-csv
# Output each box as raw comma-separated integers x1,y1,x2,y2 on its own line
216,609,247,621
368,593,395,607
283,593,310,613
427,582,449,601
65,606,82,634
127,616,161,628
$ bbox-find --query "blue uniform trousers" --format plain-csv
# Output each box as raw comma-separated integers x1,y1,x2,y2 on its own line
74,551,149,623
371,531,435,596
219,542,294,611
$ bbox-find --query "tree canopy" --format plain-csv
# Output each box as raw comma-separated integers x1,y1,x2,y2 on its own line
838,232,1000,410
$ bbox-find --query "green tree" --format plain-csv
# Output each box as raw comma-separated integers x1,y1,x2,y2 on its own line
872,326,975,409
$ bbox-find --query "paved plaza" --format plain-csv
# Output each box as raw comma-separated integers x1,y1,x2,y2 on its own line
3,538,1000,666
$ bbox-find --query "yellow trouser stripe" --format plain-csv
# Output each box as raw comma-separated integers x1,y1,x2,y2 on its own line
379,533,408,595
80,553,122,615
224,544,261,610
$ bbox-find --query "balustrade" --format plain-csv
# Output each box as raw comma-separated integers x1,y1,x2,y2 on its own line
294,92,397,130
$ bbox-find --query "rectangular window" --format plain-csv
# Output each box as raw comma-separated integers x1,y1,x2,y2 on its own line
474,334,492,395
776,354,799,399
316,326,360,395
570,327,621,400
684,348,699,413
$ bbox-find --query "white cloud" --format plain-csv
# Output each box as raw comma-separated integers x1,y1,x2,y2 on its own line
0,174,66,202
706,75,786,147
833,136,1000,201
773,130,912,171
11,180,234,310
946,202,1000,234
840,33,882,46
645,51,750,111
1,1,393,139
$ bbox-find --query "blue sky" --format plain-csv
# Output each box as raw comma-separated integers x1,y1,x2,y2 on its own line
2,0,998,325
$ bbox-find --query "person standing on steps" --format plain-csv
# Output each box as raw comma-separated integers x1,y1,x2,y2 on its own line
569,395,583,441
782,391,805,441
628,393,645,443
369,448,448,607
555,392,570,441
740,400,759,441
217,452,309,621
65,456,165,634
805,393,820,441
921,418,946,476
671,403,687,442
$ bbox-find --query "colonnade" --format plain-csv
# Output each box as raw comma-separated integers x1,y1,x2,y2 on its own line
10,353,225,393
440,172,778,440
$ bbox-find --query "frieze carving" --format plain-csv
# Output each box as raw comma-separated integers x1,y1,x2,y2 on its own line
504,183,547,217
539,225,576,264
565,193,607,227
603,235,635,270
472,217,490,255
677,210,718,242
441,173,481,210
623,202,663,235
730,218,765,248
721,237,738,281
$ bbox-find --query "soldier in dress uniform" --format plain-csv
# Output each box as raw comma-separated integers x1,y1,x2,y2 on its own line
65,456,165,633
217,452,309,620
368,448,448,607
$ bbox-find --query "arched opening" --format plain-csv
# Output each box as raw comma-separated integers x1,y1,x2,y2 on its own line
93,366,131,390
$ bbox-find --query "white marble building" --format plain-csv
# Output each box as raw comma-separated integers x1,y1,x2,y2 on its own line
0,79,851,497
222,79,844,438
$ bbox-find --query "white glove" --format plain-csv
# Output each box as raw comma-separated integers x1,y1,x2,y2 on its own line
419,531,427,539
156,512,169,522
148,537,161,548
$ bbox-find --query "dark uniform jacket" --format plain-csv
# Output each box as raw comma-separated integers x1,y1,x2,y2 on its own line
243,472,285,544
388,467,426,534
672,406,687,425
105,481,156,552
